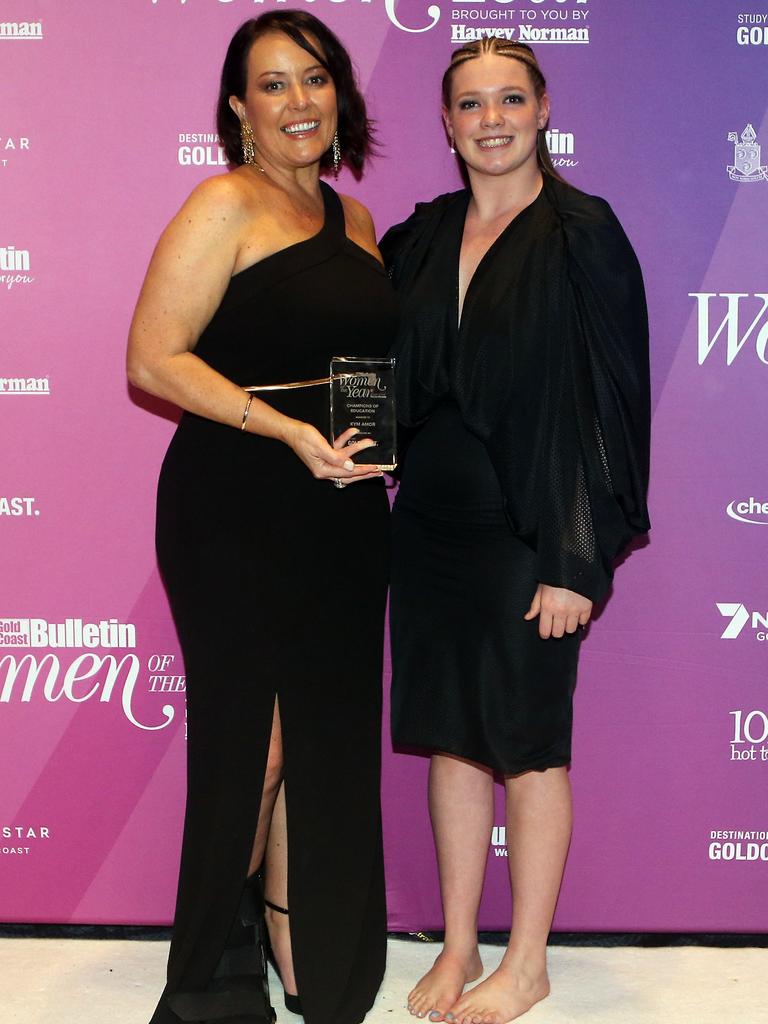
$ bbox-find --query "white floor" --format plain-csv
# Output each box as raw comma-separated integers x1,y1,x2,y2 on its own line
1,936,766,1024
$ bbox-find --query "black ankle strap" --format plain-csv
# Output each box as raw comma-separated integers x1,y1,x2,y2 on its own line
263,897,289,915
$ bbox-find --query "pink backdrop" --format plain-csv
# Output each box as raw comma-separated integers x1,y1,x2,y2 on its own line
2,0,767,931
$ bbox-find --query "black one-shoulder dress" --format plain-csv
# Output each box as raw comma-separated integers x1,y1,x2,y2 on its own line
151,182,396,1024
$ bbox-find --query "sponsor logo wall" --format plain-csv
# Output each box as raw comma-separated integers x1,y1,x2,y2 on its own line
1,0,766,930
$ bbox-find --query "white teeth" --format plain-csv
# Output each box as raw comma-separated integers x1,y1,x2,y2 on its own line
478,137,513,149
282,121,320,134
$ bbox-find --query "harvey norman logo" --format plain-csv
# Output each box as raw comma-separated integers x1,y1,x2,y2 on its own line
717,604,768,641
689,293,768,365
0,21,43,39
0,377,50,395
451,24,589,45
451,0,590,45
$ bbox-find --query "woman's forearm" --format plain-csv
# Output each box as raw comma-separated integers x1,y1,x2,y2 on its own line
126,348,298,443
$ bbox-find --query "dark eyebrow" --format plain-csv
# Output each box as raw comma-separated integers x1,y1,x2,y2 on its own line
257,64,326,79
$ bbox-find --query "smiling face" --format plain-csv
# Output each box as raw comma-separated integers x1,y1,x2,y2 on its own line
229,30,337,172
443,53,550,179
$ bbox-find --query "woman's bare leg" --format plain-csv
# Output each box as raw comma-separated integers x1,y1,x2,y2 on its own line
407,753,493,1021
263,781,298,997
448,766,572,1024
247,700,285,876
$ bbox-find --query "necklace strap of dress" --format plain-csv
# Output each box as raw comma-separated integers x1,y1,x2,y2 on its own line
319,180,345,237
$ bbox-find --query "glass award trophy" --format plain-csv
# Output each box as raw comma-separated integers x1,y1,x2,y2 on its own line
330,356,397,471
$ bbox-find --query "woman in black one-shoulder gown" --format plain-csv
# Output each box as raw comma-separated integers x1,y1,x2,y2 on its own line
128,13,395,1024
151,178,393,1024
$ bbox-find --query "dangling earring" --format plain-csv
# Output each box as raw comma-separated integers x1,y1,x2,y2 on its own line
332,130,341,177
448,134,456,155
240,118,255,165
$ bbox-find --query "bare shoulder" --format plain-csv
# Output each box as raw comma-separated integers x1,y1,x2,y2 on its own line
338,191,378,255
157,169,278,271
170,171,253,234
339,192,375,235
142,172,263,299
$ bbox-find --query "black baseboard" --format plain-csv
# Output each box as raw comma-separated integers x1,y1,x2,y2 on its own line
0,924,766,947
0,924,173,940
410,930,768,948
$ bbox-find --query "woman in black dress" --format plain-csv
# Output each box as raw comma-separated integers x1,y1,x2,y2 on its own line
127,13,396,1024
381,40,650,1024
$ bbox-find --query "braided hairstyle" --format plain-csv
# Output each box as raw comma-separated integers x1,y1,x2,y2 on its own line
441,38,565,182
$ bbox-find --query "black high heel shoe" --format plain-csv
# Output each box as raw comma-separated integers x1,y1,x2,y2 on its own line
264,896,303,1016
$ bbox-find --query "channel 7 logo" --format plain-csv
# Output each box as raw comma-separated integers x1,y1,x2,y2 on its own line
716,603,768,640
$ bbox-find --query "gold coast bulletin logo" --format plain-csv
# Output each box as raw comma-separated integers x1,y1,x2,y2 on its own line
0,245,33,290
0,618,182,732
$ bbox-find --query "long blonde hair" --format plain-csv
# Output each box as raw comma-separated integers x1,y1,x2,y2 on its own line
441,39,565,183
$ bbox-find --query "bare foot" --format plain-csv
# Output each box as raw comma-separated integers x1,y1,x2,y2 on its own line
447,963,550,1024
407,949,483,1021
264,904,298,997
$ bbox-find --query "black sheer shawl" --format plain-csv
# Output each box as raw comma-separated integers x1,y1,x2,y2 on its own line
380,175,650,603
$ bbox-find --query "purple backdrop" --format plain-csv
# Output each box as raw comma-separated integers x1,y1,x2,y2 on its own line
2,0,767,931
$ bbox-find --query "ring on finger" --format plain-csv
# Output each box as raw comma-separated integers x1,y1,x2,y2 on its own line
332,478,346,489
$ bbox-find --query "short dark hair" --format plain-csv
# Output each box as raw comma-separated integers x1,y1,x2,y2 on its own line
216,11,374,178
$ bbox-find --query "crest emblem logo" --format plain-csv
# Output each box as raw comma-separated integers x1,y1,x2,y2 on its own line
727,124,768,182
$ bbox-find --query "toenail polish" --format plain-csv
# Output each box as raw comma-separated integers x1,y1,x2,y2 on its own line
445,1016,455,1022
429,1014,441,1022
